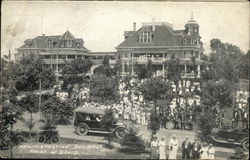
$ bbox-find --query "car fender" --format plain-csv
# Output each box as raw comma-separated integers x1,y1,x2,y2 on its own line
75,123,89,130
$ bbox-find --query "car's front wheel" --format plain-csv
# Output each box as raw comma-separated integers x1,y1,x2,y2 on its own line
115,128,126,139
241,137,249,151
76,125,89,136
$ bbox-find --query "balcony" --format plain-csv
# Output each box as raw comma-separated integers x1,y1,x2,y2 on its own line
132,57,164,64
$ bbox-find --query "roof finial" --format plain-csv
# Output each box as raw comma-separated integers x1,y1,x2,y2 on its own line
191,12,194,20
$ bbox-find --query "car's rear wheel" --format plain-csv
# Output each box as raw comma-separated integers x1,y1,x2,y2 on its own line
165,121,175,130
241,137,249,151
76,125,89,136
115,128,126,139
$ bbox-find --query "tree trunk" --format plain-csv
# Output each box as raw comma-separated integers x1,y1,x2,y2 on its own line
29,112,33,138
154,100,157,114
9,123,13,158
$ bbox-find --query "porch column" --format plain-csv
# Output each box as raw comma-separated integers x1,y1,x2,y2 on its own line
162,64,165,75
122,61,125,74
184,64,187,78
131,53,134,76
197,64,200,78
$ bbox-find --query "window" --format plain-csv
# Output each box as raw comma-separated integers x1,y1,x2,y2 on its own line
58,54,66,59
76,43,80,47
139,30,152,43
52,55,57,59
182,39,187,45
60,40,64,47
77,55,83,59
48,41,52,48
67,40,72,47
191,39,195,45
67,55,76,59
194,28,198,33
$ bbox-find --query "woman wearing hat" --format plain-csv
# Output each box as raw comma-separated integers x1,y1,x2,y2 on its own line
207,143,215,159
169,134,178,159
159,136,167,159
150,136,159,159
200,142,209,159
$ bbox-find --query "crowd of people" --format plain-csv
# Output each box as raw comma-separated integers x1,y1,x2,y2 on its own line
151,135,216,160
53,77,204,127
232,91,249,129
54,77,249,131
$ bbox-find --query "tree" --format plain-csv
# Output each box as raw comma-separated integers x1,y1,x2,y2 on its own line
18,93,39,137
93,56,115,77
15,54,55,91
89,74,119,102
148,110,161,136
0,56,23,157
238,50,250,79
164,55,182,107
120,125,145,153
134,59,154,80
139,76,172,136
139,76,172,112
201,79,234,109
61,58,93,90
197,111,215,143
100,108,117,148
41,95,74,125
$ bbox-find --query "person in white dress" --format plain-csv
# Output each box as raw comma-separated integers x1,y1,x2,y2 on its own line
159,136,167,159
150,136,159,159
207,143,215,159
169,135,178,159
200,143,209,159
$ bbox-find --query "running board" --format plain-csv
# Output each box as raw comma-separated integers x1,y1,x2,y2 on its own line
88,130,111,134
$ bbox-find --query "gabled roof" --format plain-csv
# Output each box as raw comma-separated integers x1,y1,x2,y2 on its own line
60,30,75,39
117,24,185,48
18,31,88,51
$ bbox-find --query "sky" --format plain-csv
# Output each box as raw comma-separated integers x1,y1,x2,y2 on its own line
1,1,249,58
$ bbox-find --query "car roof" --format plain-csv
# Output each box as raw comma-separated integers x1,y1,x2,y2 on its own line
74,107,105,115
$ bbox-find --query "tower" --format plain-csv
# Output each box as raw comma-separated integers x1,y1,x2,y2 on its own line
185,12,199,35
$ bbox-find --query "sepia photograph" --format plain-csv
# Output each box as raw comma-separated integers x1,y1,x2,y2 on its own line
1,0,249,159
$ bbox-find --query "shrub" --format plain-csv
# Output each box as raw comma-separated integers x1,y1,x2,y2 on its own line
119,126,145,154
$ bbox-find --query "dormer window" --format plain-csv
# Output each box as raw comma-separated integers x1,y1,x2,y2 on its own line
76,43,80,47
139,29,152,43
182,39,187,45
191,39,196,45
60,40,64,47
48,40,52,48
67,40,72,47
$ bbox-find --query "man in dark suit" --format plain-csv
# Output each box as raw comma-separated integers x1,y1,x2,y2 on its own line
182,136,192,159
191,138,201,159
233,108,239,128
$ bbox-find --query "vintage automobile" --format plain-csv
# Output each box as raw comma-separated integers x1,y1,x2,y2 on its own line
73,107,127,139
211,126,249,151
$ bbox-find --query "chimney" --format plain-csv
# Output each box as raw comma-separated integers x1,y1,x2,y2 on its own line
152,18,156,31
42,34,45,36
133,22,136,31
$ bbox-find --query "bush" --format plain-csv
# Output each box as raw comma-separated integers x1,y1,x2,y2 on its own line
148,110,161,136
197,112,215,142
119,126,145,154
